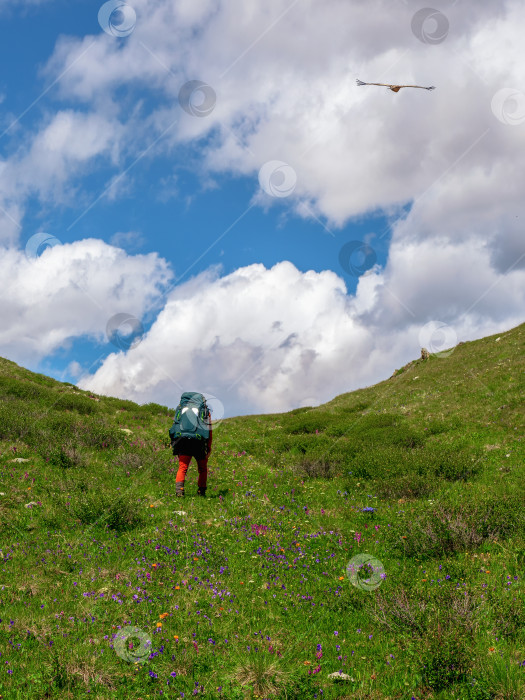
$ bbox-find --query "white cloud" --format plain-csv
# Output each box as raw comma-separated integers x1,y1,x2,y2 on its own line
77,256,525,416
0,239,172,367
37,0,525,234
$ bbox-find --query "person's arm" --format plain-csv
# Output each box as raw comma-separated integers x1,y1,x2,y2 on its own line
207,413,212,455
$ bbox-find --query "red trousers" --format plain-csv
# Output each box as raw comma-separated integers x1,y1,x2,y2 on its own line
176,454,208,488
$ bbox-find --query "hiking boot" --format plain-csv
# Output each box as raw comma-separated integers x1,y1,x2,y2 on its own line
197,486,207,497
175,481,185,498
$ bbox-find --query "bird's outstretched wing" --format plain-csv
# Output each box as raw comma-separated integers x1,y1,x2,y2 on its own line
356,80,392,87
356,79,436,91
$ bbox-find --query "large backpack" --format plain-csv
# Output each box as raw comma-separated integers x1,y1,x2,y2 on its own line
169,392,211,444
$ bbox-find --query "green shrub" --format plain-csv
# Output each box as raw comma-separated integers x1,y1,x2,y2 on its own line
71,491,144,532
420,634,472,690
373,473,436,499
140,402,170,416
54,393,100,414
430,447,484,481
385,495,523,558
75,417,125,449
290,456,338,479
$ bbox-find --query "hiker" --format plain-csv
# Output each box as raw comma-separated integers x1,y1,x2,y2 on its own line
169,392,212,498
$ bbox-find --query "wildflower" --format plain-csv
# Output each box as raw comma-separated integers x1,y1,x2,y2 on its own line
174,636,179,640
175,586,180,590
157,623,162,628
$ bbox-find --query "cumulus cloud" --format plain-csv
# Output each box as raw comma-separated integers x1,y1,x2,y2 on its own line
78,256,525,416
0,239,172,367
39,0,525,223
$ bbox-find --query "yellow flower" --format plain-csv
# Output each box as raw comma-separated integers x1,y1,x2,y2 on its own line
175,585,180,590
156,623,162,628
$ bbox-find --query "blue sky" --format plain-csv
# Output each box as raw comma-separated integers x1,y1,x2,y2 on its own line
0,0,523,417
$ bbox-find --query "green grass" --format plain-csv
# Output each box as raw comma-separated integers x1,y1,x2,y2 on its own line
0,323,523,699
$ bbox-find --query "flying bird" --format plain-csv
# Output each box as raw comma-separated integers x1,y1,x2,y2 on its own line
356,79,435,92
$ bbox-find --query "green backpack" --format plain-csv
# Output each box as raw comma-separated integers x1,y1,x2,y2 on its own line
169,392,210,443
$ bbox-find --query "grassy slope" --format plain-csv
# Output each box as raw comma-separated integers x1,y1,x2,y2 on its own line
0,323,523,699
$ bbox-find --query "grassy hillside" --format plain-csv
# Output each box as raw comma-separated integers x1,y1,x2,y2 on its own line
0,323,523,699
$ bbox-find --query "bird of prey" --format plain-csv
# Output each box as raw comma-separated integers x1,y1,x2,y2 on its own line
356,79,435,92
